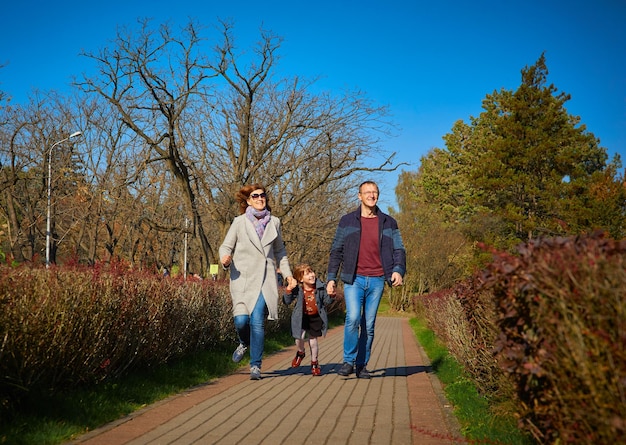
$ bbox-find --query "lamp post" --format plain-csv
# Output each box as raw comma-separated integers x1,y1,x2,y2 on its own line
46,131,82,268
183,217,189,279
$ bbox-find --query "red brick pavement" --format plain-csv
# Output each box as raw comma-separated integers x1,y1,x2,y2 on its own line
69,317,463,445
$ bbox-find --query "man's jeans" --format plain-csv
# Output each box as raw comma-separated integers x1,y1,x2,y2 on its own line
342,275,385,367
234,293,268,368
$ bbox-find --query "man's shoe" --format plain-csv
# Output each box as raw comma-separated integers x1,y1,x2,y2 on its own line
250,365,262,380
356,366,371,379
311,361,321,376
232,343,247,363
337,362,354,376
291,350,306,368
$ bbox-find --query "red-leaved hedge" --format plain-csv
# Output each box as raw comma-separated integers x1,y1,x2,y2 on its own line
0,261,289,408
416,231,626,444
482,231,626,443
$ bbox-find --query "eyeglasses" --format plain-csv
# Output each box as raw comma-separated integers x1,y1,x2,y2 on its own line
250,192,267,199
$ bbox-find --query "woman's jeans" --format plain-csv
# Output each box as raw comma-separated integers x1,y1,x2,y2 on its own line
234,293,267,368
342,275,385,367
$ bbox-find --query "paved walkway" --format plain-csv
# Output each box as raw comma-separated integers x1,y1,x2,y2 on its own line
69,317,463,444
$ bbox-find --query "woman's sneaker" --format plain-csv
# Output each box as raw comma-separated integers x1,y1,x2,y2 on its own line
291,350,305,368
311,361,321,376
250,365,262,380
232,343,247,363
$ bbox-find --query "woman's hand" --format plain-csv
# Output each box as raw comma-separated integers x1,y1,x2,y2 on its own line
221,255,232,268
285,276,297,290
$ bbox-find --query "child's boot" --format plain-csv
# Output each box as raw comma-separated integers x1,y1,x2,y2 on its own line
311,361,321,376
292,350,305,368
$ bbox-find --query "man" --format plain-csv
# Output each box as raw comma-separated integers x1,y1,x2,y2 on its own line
326,181,406,379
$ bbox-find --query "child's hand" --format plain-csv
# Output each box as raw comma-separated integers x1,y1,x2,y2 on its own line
326,280,337,296
285,276,297,291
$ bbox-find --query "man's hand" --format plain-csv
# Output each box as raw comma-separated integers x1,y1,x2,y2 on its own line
326,280,337,296
391,272,403,287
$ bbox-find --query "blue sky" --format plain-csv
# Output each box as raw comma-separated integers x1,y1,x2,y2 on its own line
2,0,625,210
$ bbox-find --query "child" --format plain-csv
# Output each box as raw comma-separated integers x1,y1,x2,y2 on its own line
284,263,334,376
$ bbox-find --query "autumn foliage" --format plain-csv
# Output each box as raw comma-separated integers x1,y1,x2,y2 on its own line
0,261,289,411
417,231,626,444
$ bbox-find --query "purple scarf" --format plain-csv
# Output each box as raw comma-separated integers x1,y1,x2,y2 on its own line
245,206,271,239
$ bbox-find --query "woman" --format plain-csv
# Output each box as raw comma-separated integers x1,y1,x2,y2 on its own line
219,184,296,380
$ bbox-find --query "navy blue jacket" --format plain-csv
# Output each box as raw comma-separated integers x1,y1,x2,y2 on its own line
327,206,406,286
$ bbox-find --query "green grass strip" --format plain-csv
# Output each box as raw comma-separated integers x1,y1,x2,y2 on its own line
0,331,295,445
0,314,337,445
409,317,534,445
2,310,531,445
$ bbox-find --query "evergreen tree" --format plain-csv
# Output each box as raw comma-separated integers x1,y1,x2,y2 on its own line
414,54,624,248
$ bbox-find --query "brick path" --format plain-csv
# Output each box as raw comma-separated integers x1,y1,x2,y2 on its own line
69,317,463,444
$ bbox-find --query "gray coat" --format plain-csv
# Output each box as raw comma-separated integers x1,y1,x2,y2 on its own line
283,278,334,338
219,214,292,320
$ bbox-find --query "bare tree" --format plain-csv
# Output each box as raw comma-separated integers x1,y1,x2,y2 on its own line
76,18,403,273
188,20,403,271
0,92,82,264
77,18,217,270
0,103,32,261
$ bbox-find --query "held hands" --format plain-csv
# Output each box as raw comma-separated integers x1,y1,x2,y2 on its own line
285,276,298,291
326,280,337,296
391,272,403,287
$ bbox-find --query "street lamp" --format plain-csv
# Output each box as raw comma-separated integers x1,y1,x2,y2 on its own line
183,216,189,279
46,131,82,268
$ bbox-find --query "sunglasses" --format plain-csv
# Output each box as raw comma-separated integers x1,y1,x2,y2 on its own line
250,192,267,199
